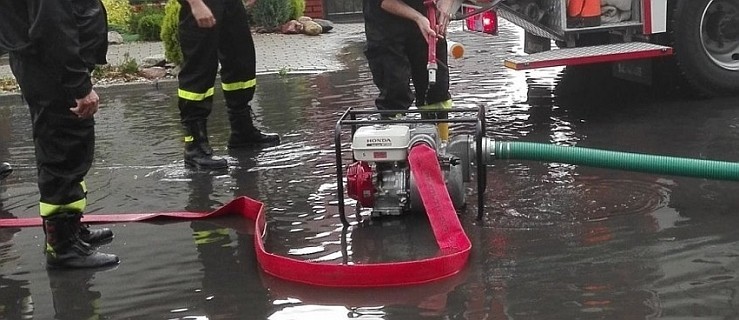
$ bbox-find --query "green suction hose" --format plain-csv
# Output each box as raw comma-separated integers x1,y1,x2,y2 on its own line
493,141,739,181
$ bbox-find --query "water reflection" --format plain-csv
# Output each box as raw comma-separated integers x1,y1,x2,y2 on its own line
265,271,467,319
1,22,739,319
0,276,32,319
47,269,106,320
0,200,33,319
184,156,271,319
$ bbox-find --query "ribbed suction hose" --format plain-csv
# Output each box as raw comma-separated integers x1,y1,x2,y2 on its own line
480,138,739,181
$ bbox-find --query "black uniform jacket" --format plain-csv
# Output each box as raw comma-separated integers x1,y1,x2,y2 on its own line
0,0,108,99
363,0,426,43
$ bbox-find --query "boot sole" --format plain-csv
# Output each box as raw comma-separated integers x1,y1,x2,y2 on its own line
46,258,120,270
46,262,120,270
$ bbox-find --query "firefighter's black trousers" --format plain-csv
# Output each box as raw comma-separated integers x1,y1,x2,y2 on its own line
10,54,94,216
177,0,257,122
365,34,451,110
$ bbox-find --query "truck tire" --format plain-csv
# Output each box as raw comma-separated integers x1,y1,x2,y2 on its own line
671,0,739,96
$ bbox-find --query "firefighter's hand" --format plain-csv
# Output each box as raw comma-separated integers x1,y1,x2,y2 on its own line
70,89,99,119
436,11,451,36
436,0,454,36
190,1,216,28
416,17,439,40
244,0,256,8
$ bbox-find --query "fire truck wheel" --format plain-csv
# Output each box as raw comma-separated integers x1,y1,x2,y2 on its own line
671,0,739,97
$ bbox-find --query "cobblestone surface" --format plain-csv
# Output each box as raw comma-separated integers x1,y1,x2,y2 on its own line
0,22,366,80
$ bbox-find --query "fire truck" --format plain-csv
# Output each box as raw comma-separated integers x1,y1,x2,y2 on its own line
457,0,739,97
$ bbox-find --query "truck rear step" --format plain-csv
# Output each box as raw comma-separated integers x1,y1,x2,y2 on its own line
504,42,673,70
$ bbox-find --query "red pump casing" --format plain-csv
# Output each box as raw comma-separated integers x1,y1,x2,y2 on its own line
346,161,375,207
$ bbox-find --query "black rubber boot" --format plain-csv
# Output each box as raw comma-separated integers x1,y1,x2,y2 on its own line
227,107,280,149
43,213,119,269
0,162,11,180
183,120,228,170
70,213,114,246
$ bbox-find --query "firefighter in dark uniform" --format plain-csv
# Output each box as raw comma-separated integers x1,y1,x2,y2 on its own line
363,0,455,136
0,0,118,268
177,0,280,170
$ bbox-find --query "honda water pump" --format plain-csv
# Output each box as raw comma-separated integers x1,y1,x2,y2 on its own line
334,107,488,223
347,123,466,217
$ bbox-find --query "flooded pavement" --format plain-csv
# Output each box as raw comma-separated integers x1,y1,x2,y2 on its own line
3,21,739,319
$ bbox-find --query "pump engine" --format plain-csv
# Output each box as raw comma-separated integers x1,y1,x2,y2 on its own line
334,107,487,224
345,123,467,217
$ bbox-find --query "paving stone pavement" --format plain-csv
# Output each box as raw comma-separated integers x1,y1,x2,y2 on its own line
0,22,366,80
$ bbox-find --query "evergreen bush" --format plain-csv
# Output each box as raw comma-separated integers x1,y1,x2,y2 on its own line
102,0,133,32
251,0,292,30
137,13,165,41
129,5,165,33
160,0,183,65
290,0,305,20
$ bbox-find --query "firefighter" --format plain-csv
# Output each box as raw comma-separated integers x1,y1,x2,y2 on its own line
177,0,280,170
0,0,119,269
363,0,455,139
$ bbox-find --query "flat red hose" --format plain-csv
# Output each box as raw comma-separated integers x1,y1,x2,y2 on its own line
0,144,471,287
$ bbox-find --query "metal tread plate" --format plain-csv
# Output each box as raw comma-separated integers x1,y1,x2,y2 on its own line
496,3,565,41
504,42,674,70
563,20,643,32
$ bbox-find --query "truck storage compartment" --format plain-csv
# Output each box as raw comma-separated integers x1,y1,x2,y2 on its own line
493,0,642,39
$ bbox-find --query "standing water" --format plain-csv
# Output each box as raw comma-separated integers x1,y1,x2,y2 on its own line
2,21,739,319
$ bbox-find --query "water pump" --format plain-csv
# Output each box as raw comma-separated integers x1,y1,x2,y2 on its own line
335,107,487,224
346,123,467,217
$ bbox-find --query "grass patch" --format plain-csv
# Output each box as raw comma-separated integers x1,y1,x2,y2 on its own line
122,33,141,42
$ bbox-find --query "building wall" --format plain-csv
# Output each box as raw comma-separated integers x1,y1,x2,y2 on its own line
304,0,324,18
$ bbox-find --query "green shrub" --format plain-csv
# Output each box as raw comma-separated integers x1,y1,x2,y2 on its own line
92,53,139,80
251,0,292,30
160,0,183,65
119,53,140,74
129,4,165,33
103,0,133,32
289,0,305,20
137,13,164,41
107,23,129,34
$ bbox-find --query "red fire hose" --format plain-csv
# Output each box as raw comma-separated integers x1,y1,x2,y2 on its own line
0,144,471,287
